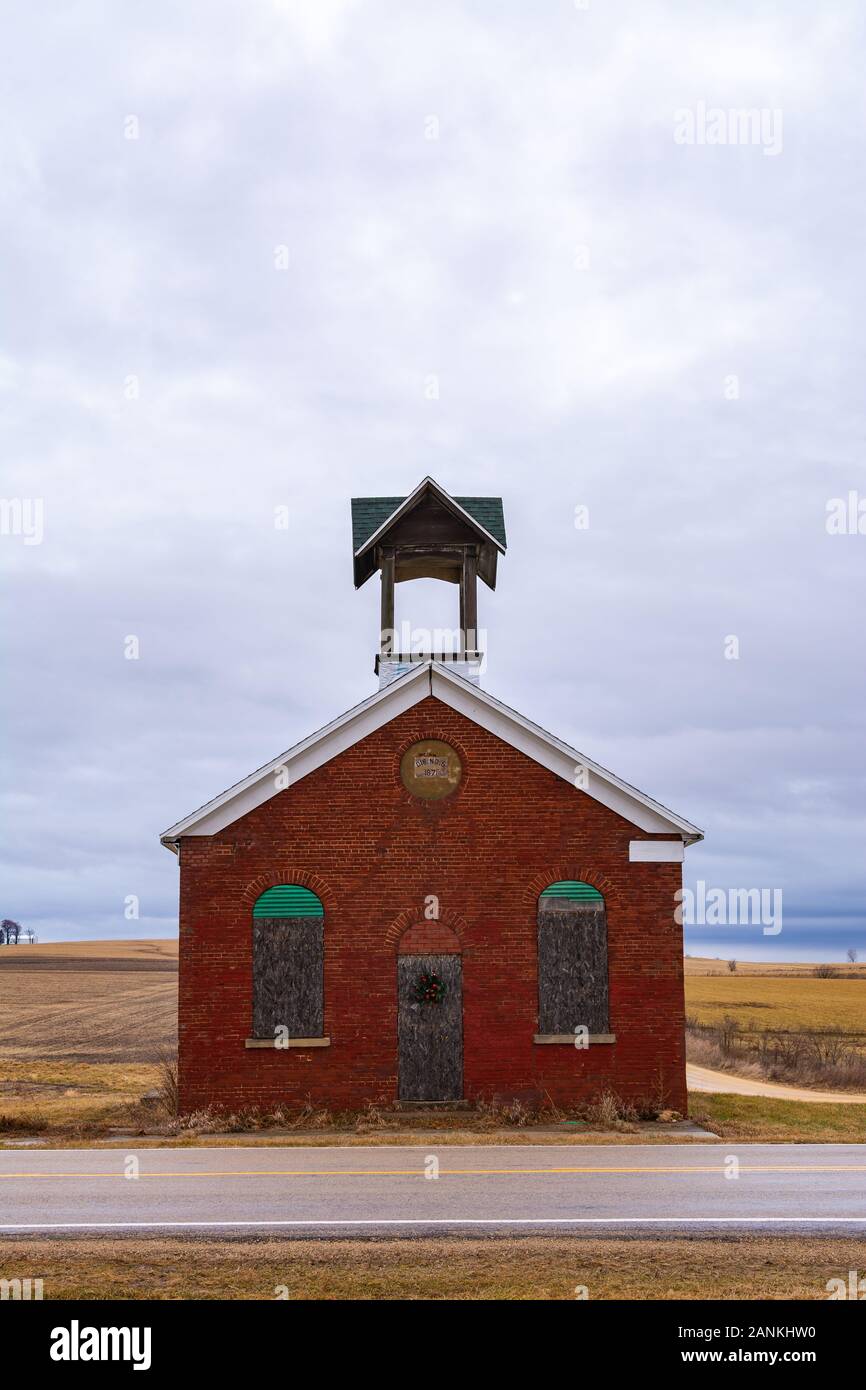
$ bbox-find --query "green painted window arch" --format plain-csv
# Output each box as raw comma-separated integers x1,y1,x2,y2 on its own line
252,885,324,919
539,880,603,904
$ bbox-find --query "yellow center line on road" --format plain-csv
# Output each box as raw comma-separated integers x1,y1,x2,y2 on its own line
0,1164,865,1179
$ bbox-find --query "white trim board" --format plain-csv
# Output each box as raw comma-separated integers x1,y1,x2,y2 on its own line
629,840,685,863
160,662,703,851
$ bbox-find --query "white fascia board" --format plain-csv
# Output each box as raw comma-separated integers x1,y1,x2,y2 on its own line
354,476,505,559
629,840,685,863
429,665,703,842
159,663,432,847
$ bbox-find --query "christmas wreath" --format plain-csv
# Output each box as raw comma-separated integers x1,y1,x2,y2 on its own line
412,971,448,1005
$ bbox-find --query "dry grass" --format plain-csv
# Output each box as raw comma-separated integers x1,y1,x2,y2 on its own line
0,1234,861,1300
161,1090,667,1139
687,1021,866,1092
0,1066,688,1143
0,1060,161,1134
3,1087,862,1145
155,1053,179,1116
685,973,866,1033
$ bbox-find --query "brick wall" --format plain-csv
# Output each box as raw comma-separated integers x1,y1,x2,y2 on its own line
176,695,687,1113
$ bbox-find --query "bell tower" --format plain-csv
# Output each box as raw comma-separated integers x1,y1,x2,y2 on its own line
351,477,507,689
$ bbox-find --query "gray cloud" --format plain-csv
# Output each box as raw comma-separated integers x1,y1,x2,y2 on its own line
1,0,864,956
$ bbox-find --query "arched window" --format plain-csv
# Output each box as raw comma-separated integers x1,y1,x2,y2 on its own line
537,881,609,1035
251,885,324,1040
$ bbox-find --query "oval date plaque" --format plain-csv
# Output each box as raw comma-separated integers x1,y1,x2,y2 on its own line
400,739,463,800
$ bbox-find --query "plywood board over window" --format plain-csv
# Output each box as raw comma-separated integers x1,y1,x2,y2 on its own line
537,882,609,1035
251,886,324,1039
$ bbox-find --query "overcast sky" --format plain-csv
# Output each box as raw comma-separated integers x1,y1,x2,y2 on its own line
2,1,864,958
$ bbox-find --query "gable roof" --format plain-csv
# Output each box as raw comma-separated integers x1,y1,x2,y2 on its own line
352,483,507,554
160,662,702,851
351,477,506,588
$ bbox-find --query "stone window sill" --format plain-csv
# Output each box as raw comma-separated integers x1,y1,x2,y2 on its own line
244,1037,331,1049
533,1033,616,1045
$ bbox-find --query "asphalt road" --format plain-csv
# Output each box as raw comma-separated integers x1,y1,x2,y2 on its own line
1,1144,864,1234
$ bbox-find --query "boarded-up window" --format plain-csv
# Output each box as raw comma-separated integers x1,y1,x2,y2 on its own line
537,881,609,1034
252,885,324,1039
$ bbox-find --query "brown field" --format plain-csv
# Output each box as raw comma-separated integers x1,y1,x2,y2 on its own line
685,956,866,977
0,939,178,969
0,1234,862,1300
0,940,176,1134
0,939,177,1062
684,974,866,1034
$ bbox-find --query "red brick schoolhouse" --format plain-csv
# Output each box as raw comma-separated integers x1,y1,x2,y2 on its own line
162,478,702,1115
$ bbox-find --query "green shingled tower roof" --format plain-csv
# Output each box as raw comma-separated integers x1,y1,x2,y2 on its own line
351,494,506,555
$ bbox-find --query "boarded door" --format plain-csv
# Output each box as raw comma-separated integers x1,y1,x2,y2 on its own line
397,954,463,1102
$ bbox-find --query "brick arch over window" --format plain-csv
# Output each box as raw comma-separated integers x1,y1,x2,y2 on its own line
241,869,335,914
250,882,325,1040
397,921,462,956
536,879,610,1035
525,867,615,906
385,907,468,953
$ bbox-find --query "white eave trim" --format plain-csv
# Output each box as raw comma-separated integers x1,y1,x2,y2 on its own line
629,839,686,863
353,476,505,560
160,661,703,850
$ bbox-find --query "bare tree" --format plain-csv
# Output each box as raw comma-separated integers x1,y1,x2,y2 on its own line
847,947,858,964
727,958,737,973
1,919,23,945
